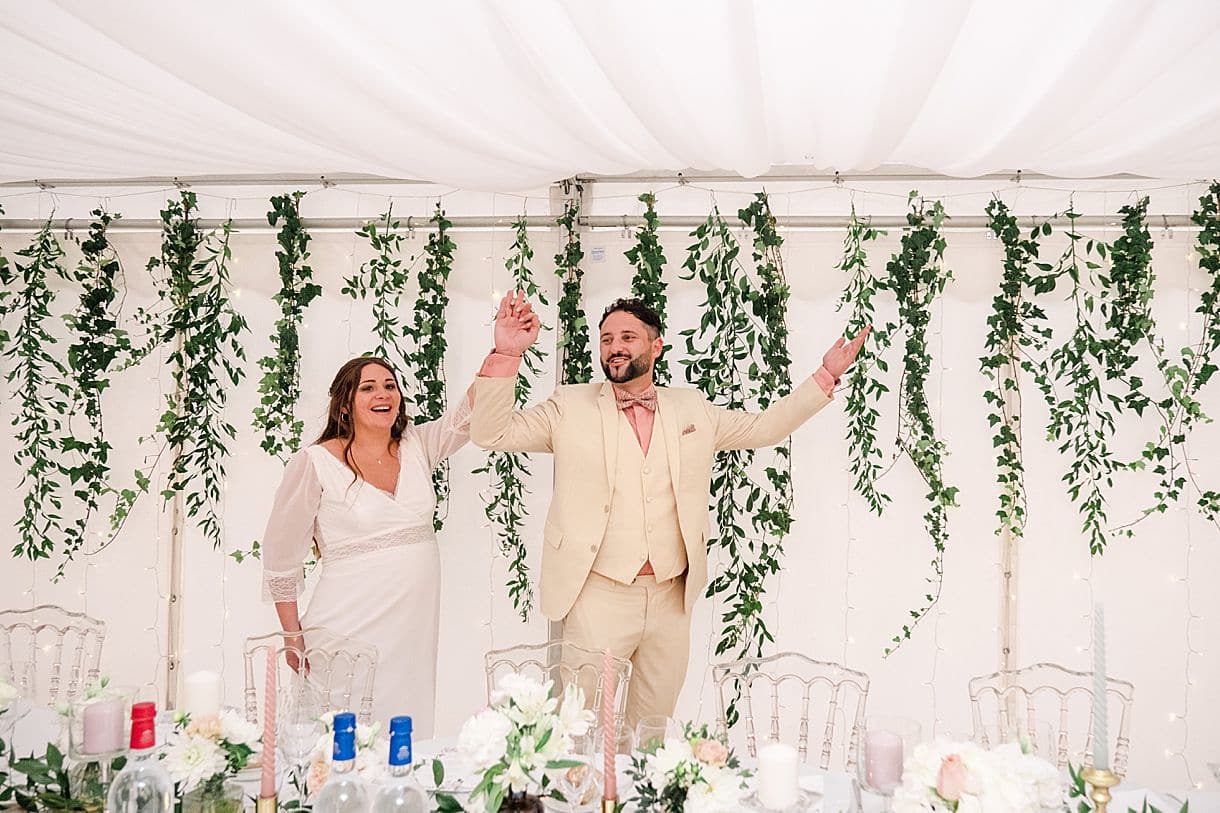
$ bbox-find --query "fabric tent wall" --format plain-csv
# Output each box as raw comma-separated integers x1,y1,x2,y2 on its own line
0,179,1218,790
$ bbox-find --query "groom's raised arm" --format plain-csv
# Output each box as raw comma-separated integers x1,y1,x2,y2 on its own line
470,291,561,453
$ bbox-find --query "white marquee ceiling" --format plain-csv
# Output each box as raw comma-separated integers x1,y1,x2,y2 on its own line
2,0,1219,190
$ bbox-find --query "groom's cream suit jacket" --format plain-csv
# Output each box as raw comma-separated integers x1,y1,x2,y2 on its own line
471,375,832,621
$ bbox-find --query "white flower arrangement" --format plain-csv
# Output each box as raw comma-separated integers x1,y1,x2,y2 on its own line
892,739,1063,813
305,712,389,796
0,676,17,715
163,708,262,794
627,722,749,813
438,672,595,813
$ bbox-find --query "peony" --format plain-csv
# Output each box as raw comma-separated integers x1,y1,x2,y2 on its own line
692,738,729,767
457,708,514,772
163,733,227,793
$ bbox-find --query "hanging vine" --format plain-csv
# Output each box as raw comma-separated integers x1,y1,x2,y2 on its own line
475,217,549,621
980,200,1052,541
738,192,794,540
626,192,671,385
3,218,73,561
883,193,957,656
343,207,412,374
836,207,891,515
555,195,593,385
57,211,133,576
408,204,455,531
253,191,321,462
146,192,249,548
680,204,790,715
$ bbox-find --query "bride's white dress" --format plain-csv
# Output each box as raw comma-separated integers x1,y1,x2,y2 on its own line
261,397,471,736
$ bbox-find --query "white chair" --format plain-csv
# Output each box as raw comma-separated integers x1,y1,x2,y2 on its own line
712,652,870,771
969,662,1135,777
0,604,106,707
484,640,632,738
243,627,378,725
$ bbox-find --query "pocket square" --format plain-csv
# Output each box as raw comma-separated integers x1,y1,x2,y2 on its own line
681,424,697,436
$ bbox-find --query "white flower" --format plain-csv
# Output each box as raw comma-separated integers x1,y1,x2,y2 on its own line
218,708,261,747
893,739,1063,813
163,732,227,793
685,765,748,813
0,679,17,714
554,683,595,740
355,721,382,750
492,673,556,726
646,738,694,785
457,708,514,772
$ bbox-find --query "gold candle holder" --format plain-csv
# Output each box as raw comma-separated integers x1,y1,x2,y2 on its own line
256,794,278,813
1080,767,1120,813
602,799,618,813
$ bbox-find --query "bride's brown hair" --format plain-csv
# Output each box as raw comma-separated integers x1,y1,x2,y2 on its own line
314,357,410,483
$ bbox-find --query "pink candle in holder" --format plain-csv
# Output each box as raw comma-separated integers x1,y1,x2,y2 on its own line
865,729,905,789
82,697,125,754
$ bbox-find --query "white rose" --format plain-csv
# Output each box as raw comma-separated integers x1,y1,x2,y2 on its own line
458,708,513,771
163,733,227,793
218,708,262,746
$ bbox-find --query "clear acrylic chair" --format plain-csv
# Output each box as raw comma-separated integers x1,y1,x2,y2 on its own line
712,652,870,771
243,627,379,725
969,662,1135,777
0,604,106,706
483,640,632,738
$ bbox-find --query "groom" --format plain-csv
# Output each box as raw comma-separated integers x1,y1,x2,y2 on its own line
473,293,868,726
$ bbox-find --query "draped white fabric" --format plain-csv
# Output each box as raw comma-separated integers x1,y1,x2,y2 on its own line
2,0,1219,189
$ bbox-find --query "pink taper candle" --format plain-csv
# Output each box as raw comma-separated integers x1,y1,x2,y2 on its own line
260,647,277,799
601,648,617,801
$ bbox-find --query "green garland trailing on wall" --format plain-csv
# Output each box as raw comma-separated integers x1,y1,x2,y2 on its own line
738,192,794,540
253,191,321,462
680,205,789,720
836,207,891,515
408,204,456,531
58,211,133,577
626,192,671,385
3,218,73,562
980,200,1052,542
475,217,549,621
884,193,957,656
1034,206,1116,554
145,192,249,548
555,196,593,385
344,207,412,373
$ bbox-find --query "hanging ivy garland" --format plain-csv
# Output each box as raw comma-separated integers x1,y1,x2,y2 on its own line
344,206,412,373
555,196,593,385
883,193,957,656
253,191,321,462
980,199,1052,541
626,192,671,385
3,218,73,562
58,210,133,577
836,207,891,515
475,217,549,621
144,192,249,548
408,204,456,531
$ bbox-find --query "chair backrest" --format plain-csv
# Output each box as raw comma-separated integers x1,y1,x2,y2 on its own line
484,640,632,738
712,651,870,771
243,627,379,725
0,605,106,707
968,661,1135,777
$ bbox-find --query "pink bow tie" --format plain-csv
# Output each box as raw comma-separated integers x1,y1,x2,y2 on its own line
615,386,658,412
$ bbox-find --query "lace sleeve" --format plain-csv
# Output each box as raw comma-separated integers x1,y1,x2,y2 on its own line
414,389,474,468
260,450,322,603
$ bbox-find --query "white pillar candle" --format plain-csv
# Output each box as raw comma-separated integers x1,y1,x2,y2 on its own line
1091,604,1109,769
865,729,904,789
181,671,222,718
81,697,125,754
757,742,800,810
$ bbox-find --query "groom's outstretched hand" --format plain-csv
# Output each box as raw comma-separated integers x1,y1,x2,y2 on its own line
494,290,541,356
814,325,871,393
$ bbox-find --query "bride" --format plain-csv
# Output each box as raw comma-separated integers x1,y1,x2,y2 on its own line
259,294,538,734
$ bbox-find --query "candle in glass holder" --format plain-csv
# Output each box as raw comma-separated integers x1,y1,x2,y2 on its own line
865,729,904,789
82,697,125,754
181,671,222,718
757,742,799,810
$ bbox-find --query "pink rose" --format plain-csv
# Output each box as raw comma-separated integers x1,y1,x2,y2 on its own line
692,738,729,767
306,757,330,797
936,754,969,802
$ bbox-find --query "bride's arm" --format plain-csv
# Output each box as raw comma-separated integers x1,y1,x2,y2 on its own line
261,450,323,671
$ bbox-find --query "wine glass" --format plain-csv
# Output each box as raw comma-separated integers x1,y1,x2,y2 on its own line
856,716,920,810
553,732,596,812
278,674,325,798
634,715,682,754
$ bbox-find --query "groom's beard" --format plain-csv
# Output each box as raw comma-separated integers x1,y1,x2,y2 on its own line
601,352,652,384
